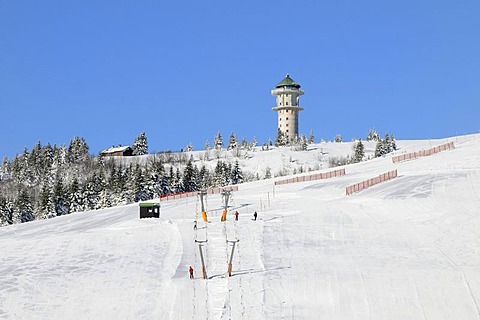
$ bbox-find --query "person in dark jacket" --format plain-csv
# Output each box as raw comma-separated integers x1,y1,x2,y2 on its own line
253,211,257,221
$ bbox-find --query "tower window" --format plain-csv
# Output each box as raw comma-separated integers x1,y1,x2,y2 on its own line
286,117,289,120
286,124,289,127
286,102,289,105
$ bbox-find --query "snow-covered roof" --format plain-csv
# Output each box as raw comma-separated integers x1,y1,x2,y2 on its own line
101,145,131,154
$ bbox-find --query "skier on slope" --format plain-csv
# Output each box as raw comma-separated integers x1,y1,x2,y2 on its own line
234,211,239,221
193,220,197,230
253,211,257,221
189,266,194,279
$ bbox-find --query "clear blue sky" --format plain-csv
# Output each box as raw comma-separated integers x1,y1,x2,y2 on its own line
1,1,479,159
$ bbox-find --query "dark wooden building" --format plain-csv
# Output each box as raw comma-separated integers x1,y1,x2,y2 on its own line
139,203,160,219
100,145,133,157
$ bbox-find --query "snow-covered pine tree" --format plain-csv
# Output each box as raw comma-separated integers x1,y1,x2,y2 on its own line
353,139,365,163
168,166,176,192
96,189,112,209
67,137,90,164
82,175,98,211
131,164,149,202
250,137,257,151
185,143,194,152
227,132,238,150
335,134,343,143
204,141,211,161
275,128,285,147
53,178,69,216
0,156,11,181
264,167,272,179
366,128,380,142
39,143,54,184
0,195,14,225
213,160,224,186
241,138,248,150
231,160,244,185
95,171,111,209
132,132,148,155
182,156,198,192
174,168,183,193
308,130,315,144
198,165,211,190
222,162,232,186
15,188,35,223
69,177,84,213
36,182,55,219
213,132,223,150
160,172,172,195
301,135,308,151
391,134,397,151
18,148,35,186
374,140,386,157
53,144,67,169
28,142,41,183
384,134,392,153
114,164,130,205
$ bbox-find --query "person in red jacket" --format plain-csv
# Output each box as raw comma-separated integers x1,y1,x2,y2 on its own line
189,266,194,279
234,211,239,221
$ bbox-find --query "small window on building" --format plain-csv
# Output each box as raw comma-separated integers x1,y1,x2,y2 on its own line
286,117,289,120
286,102,289,105
279,118,282,121
286,129,289,132
286,124,289,127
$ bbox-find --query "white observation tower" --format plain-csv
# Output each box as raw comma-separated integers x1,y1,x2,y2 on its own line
271,74,304,142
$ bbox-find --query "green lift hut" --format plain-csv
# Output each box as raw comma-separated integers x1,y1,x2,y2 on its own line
139,203,160,219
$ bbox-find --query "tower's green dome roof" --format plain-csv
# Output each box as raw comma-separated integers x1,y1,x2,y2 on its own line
275,74,301,89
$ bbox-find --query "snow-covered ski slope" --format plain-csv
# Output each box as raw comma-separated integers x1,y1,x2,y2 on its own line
2,135,480,319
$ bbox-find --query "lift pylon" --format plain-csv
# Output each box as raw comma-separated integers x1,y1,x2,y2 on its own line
221,189,232,222
226,239,239,277
195,239,208,279
197,190,208,222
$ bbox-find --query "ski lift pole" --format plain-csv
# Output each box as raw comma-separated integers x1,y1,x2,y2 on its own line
221,189,232,222
195,239,208,279
198,190,208,222
221,189,232,210
226,239,239,277
198,190,207,212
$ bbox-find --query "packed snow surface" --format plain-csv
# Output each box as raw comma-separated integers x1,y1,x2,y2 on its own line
1,135,480,319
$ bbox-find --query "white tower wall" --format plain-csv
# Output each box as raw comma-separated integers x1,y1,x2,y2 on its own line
271,74,304,141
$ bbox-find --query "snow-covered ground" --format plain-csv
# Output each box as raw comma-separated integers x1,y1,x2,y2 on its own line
1,134,480,319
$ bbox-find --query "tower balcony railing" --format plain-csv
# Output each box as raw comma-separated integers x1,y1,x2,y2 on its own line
272,105,304,111
271,88,304,95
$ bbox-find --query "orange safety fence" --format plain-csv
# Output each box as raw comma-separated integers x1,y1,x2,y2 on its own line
392,142,454,164
274,168,346,186
346,170,398,196
159,185,239,202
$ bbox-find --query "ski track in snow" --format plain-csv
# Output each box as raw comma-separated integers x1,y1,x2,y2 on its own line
2,135,480,319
